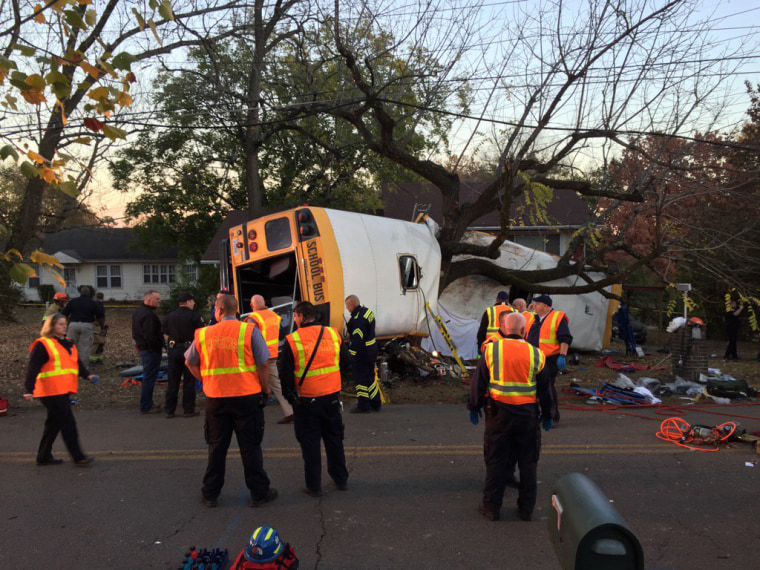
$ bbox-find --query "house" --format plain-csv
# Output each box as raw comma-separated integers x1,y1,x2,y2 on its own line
380,182,592,257
23,227,192,301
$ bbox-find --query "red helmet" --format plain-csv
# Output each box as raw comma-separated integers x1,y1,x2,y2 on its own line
53,292,69,301
689,317,704,327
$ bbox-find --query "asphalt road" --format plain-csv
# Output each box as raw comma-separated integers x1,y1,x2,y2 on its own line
1,402,759,569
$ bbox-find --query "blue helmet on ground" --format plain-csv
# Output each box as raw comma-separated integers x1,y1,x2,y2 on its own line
244,526,283,563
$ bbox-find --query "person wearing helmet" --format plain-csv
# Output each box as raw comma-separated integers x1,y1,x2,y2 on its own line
232,525,299,569
42,292,69,322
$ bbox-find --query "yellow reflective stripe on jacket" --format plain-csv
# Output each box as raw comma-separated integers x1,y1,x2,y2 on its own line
487,342,538,397
37,337,78,378
539,311,563,346
198,322,257,376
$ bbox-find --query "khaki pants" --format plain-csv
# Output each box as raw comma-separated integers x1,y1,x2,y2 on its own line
268,359,293,418
67,322,93,365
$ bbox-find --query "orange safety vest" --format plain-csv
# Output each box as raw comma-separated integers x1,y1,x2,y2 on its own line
285,325,342,398
248,308,281,359
195,320,260,398
522,311,536,338
484,338,545,406
537,310,567,356
480,331,507,354
29,337,79,398
485,304,515,336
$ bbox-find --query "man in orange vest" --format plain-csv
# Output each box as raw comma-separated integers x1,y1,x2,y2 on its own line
247,295,293,424
185,294,277,508
476,291,515,353
280,301,348,497
526,294,572,423
468,312,555,522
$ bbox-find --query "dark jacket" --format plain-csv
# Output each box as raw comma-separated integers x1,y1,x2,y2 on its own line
132,303,164,352
163,306,204,344
62,296,105,324
346,305,376,356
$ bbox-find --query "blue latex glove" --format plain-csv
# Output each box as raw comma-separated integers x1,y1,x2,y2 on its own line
557,355,567,371
469,409,482,425
542,417,553,431
90,375,100,384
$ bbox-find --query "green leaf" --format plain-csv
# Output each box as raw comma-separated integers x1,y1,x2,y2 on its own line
85,9,97,27
64,9,87,29
14,44,36,57
72,136,92,145
57,180,79,197
158,0,174,20
111,52,137,72
102,124,127,140
9,262,36,284
132,8,146,30
0,144,19,162
0,55,18,72
20,161,40,178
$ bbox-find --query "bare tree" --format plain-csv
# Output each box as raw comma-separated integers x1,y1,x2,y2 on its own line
322,0,753,295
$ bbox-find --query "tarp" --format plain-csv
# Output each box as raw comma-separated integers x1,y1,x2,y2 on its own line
421,300,481,360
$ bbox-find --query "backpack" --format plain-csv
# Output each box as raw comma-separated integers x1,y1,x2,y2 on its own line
706,377,754,400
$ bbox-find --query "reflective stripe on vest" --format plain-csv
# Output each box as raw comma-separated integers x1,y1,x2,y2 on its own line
251,309,282,359
538,310,566,356
286,325,342,398
522,311,535,339
480,332,505,354
484,338,545,406
196,320,260,397
486,305,515,336
31,337,79,398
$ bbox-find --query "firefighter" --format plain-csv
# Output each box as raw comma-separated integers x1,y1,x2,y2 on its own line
90,292,108,364
468,312,555,522
281,301,348,497
42,292,68,322
184,294,277,508
247,295,293,424
476,291,515,353
344,294,381,413
526,294,572,422
163,292,204,418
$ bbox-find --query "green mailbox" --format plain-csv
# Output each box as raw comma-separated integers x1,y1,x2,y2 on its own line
549,473,644,570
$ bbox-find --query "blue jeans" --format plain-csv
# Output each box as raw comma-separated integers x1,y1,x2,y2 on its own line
139,350,163,412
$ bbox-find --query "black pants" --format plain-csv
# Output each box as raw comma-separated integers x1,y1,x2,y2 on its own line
482,404,541,516
545,354,560,421
202,395,271,501
352,346,381,411
293,395,348,492
724,328,739,359
165,346,196,414
37,394,86,462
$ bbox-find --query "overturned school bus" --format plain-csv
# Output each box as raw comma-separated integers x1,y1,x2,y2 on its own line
220,207,441,339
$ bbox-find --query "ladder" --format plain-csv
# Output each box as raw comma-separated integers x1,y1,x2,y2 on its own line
425,302,468,375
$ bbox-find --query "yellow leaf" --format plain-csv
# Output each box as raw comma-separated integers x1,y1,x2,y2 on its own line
31,250,64,269
33,4,46,23
77,0,93,5
27,150,45,164
116,90,132,107
51,270,66,288
6,248,24,261
80,61,102,79
39,166,60,183
87,86,109,100
148,18,162,46
21,89,46,104
51,1,67,14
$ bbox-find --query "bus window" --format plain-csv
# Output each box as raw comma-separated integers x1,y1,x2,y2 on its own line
399,255,419,291
265,217,292,251
236,252,297,313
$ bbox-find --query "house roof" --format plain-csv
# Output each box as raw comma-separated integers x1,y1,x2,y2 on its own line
381,182,591,228
42,228,179,262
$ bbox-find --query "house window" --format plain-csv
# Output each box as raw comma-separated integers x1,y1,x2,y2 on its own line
183,262,199,283
97,265,122,288
143,264,177,284
398,255,419,291
63,267,76,288
27,263,40,289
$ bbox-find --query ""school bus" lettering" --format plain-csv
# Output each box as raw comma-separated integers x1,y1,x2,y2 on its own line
306,239,326,303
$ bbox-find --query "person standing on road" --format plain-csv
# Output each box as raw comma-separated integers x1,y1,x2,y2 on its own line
724,299,743,361
23,314,96,466
163,292,204,418
90,292,108,364
247,295,292,424
132,290,164,414
344,295,381,413
281,301,348,497
185,294,277,508
468,312,554,522
62,286,105,365
526,294,571,422
477,291,515,353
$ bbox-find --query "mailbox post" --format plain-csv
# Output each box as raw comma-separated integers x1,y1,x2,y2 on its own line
548,473,644,570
